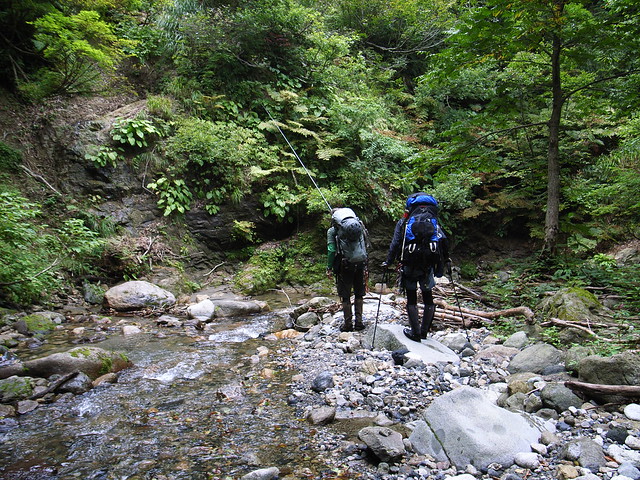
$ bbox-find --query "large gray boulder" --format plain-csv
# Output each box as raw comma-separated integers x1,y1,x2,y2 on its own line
104,281,175,311
578,350,640,403
421,386,542,470
507,343,564,374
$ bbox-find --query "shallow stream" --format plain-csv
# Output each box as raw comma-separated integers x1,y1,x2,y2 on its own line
0,299,342,480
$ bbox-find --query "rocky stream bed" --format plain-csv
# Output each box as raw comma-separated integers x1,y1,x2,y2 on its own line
1,281,640,480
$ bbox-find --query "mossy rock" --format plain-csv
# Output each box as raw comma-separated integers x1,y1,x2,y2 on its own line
14,313,58,336
0,346,133,381
0,376,34,403
537,287,609,324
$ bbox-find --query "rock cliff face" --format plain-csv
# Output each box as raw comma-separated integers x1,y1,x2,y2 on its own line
2,93,304,259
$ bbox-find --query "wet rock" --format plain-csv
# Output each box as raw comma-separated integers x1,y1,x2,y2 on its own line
92,372,118,387
16,399,39,414
58,371,93,394
14,312,61,336
187,299,217,321
311,371,334,392
0,376,34,403
122,325,142,335
295,312,320,332
156,315,182,327
210,299,267,317
358,426,406,462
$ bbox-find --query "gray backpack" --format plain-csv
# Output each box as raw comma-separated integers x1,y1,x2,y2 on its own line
332,208,367,264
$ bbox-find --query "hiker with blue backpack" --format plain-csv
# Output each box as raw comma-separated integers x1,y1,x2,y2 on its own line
383,193,450,342
327,208,369,332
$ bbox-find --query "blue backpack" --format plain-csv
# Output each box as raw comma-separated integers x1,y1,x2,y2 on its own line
401,193,448,276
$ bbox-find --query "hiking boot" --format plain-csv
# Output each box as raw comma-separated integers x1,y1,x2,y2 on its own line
341,321,354,332
403,328,422,342
404,304,421,342
420,304,436,339
354,297,365,330
340,301,353,332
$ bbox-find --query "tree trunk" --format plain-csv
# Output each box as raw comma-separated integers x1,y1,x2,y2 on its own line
543,29,564,254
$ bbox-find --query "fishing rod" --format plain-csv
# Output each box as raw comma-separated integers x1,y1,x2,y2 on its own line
263,107,332,212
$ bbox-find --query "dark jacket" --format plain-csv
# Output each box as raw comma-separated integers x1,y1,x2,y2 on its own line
385,218,406,265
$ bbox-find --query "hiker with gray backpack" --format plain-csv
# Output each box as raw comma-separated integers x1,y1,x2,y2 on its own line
326,207,370,332
383,193,450,342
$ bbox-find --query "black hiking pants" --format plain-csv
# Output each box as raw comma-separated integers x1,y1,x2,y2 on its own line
337,260,366,302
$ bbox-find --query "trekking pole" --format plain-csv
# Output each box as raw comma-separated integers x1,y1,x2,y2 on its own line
371,269,387,351
447,261,471,343
263,107,332,212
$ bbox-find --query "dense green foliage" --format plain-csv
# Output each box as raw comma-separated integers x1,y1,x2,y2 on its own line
1,0,639,317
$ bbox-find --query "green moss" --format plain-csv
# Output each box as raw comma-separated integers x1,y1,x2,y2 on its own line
0,376,34,402
565,287,599,304
69,347,93,358
99,355,113,375
22,314,56,333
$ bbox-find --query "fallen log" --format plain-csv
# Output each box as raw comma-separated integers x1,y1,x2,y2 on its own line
434,298,535,323
565,380,640,399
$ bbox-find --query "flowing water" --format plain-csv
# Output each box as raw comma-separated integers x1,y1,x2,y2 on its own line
0,301,341,480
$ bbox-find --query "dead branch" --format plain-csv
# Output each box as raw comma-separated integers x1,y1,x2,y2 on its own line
29,371,80,400
541,317,615,342
0,258,60,286
565,380,640,399
20,165,61,196
204,262,226,277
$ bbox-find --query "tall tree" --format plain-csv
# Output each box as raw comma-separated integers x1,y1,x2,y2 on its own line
435,0,640,253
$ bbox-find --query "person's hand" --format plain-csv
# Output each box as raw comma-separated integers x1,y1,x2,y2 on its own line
326,268,333,279
382,261,391,269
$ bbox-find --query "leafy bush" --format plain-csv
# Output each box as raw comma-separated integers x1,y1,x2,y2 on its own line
111,117,164,148
51,218,106,275
234,233,326,294
85,145,122,168
0,191,59,304
150,118,278,215
22,10,128,98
